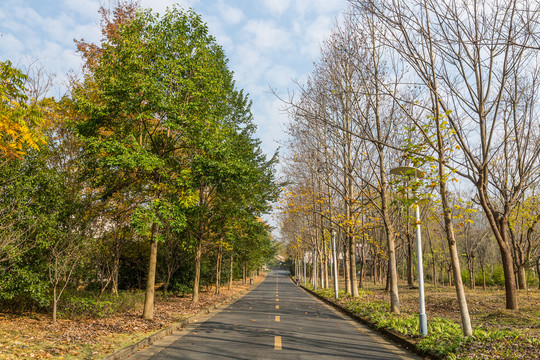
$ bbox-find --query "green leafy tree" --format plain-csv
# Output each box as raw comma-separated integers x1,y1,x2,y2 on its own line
72,3,264,317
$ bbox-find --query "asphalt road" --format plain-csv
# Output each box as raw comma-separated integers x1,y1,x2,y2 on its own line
131,270,421,360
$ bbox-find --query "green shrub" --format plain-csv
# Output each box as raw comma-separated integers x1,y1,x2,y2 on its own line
0,267,49,312
169,282,192,297
59,290,142,319
491,265,505,286
526,269,538,288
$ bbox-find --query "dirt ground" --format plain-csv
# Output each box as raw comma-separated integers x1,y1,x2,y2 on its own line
0,276,265,360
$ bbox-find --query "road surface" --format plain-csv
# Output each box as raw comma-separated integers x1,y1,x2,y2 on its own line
131,270,421,360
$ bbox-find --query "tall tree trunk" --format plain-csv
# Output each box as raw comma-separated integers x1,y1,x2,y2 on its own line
432,260,437,288
313,246,318,289
477,189,519,309
349,233,359,297
344,239,351,294
323,240,330,288
319,252,326,289
228,252,233,290
52,286,58,324
340,251,345,283
441,263,450,286
385,259,390,292
358,238,365,288
379,158,400,314
424,2,473,332
112,254,120,295
344,102,358,297
496,220,518,309
441,265,445,287
517,265,527,291
304,256,307,286
192,239,202,303
372,251,378,284
143,224,158,320
111,238,121,295
469,257,475,290
215,244,222,294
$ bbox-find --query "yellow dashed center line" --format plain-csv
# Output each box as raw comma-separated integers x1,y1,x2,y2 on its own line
274,336,282,350
273,275,282,350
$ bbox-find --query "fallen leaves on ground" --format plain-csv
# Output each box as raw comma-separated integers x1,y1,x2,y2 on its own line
0,277,263,360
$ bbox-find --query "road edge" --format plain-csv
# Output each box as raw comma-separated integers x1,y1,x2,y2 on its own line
102,275,267,360
293,278,441,360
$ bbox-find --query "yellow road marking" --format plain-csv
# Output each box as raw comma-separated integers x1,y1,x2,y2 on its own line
275,316,280,322
274,336,282,350
276,305,279,309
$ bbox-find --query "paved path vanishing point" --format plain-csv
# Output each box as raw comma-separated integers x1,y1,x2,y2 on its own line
130,269,422,360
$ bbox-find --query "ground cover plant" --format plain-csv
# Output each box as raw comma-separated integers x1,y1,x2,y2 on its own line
314,284,540,359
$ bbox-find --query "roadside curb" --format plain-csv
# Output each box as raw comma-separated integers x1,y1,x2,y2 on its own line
103,276,266,360
294,279,441,360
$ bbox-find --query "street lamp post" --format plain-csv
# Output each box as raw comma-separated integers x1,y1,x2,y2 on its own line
390,166,428,337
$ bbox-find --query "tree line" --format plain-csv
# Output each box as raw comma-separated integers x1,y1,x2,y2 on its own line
279,0,540,337
0,2,279,323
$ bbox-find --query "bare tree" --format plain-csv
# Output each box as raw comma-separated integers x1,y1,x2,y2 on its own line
359,0,540,313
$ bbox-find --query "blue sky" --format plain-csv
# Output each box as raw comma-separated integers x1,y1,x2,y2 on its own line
0,0,347,161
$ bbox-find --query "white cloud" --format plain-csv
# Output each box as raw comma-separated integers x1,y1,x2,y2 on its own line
72,23,101,44
294,0,345,16
264,64,297,88
0,33,24,61
243,19,289,51
204,15,234,50
61,0,100,20
217,1,244,25
299,15,335,58
231,43,271,91
253,96,288,156
60,48,83,72
263,0,291,15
